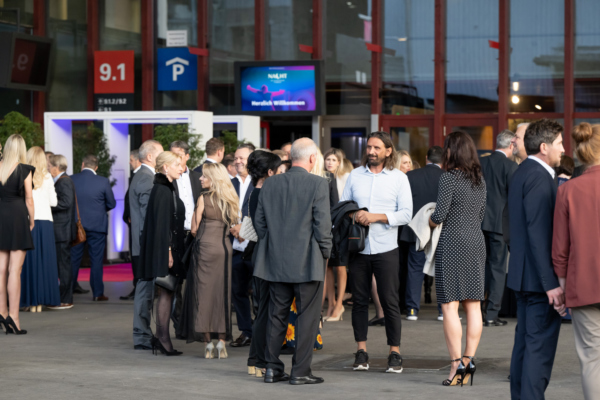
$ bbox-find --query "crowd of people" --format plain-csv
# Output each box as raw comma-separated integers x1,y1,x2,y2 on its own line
0,118,599,396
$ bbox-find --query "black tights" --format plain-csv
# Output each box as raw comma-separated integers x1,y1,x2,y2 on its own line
156,288,174,352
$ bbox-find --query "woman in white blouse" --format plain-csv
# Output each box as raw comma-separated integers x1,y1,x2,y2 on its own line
20,147,61,312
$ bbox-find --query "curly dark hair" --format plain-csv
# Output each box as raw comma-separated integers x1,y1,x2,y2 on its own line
442,131,483,186
247,150,282,187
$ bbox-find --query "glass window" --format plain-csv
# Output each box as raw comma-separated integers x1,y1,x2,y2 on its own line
324,0,371,115
390,126,430,167
382,0,434,116
575,0,600,112
209,0,255,115
46,0,88,111
156,0,197,110
0,0,34,28
266,0,312,61
509,0,564,113
446,0,499,113
450,125,495,151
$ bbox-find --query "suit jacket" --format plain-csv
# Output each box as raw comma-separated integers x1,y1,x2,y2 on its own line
253,167,333,283
70,169,116,233
193,160,216,176
400,164,444,242
129,165,155,257
231,176,254,220
506,158,559,293
480,152,518,235
173,167,203,206
51,174,77,243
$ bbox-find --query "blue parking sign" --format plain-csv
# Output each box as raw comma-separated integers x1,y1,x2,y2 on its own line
157,48,197,91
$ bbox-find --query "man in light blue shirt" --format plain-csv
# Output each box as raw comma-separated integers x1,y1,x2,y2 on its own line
341,131,413,374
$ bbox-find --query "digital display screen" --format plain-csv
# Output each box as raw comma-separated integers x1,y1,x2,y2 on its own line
239,65,317,113
11,38,52,87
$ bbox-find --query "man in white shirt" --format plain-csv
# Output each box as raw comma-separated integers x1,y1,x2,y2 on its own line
229,143,256,347
341,131,413,374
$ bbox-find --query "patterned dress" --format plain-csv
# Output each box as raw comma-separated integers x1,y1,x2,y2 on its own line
285,298,323,351
430,170,486,303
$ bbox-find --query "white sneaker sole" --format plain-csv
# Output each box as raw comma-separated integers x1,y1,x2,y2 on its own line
353,365,369,371
386,367,403,373
406,316,418,321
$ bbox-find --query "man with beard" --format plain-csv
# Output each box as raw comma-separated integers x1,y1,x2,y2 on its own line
341,131,413,374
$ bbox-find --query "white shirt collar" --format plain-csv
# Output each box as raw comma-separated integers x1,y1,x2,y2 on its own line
495,150,508,157
228,174,235,180
206,158,218,164
528,155,556,178
141,163,156,175
426,163,441,168
133,165,141,174
236,174,251,184
363,165,390,175
83,168,97,175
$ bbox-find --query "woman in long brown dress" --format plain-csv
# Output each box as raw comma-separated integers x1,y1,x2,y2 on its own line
185,162,239,359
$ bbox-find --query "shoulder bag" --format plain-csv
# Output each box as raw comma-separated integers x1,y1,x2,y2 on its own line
239,191,258,242
348,212,366,253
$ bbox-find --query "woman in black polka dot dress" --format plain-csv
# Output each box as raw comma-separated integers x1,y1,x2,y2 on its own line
429,131,486,386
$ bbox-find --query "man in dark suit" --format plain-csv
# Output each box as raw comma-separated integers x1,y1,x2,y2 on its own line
70,155,116,302
169,140,203,331
193,137,225,175
130,140,164,350
400,146,444,321
254,138,332,385
48,155,77,310
120,149,142,301
480,130,518,327
507,119,566,400
229,143,256,347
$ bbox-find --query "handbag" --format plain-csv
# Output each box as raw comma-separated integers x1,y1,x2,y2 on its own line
154,191,180,291
60,175,86,247
348,212,366,253
239,191,258,242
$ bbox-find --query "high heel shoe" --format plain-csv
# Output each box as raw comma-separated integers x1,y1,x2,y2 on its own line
248,366,256,375
205,342,215,359
461,356,476,386
0,315,14,334
151,337,182,356
255,368,265,378
5,316,26,335
216,340,228,359
442,358,465,386
326,306,345,322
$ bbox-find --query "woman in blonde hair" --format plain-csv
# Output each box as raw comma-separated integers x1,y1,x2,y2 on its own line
20,147,60,312
139,151,185,356
183,162,238,359
397,149,413,173
0,134,35,334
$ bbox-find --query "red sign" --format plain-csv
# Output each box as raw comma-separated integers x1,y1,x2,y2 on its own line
94,50,134,94
11,39,37,84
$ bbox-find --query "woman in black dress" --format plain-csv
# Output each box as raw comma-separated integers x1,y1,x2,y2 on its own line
138,151,185,356
429,132,487,386
0,134,35,335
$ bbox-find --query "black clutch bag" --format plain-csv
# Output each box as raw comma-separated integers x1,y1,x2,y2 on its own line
155,274,177,292
348,213,367,253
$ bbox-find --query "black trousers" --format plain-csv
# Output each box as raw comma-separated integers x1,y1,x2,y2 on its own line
55,240,73,304
232,251,254,337
248,277,270,368
350,248,401,346
265,280,323,378
483,231,508,320
510,291,561,400
398,242,409,312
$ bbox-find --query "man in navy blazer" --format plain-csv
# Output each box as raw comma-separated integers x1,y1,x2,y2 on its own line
70,155,116,301
507,119,566,400
229,143,256,347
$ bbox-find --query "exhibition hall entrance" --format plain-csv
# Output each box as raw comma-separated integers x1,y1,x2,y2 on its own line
321,115,371,166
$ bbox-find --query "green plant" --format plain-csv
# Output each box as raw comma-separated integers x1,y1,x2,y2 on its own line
220,130,249,155
153,124,204,168
0,111,44,149
73,124,116,185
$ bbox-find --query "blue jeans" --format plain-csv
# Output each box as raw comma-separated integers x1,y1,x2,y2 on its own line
71,230,106,297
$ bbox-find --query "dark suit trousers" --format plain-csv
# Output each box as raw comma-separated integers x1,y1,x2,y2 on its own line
55,241,73,304
510,291,561,400
398,242,409,312
405,244,426,311
350,248,402,346
484,231,508,320
71,231,106,297
248,277,270,368
265,280,323,378
232,250,254,337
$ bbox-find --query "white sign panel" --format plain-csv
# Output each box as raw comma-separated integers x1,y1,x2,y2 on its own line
167,30,188,47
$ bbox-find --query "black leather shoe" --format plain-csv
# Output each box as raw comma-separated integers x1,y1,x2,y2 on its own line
485,318,508,327
120,289,135,300
73,285,90,294
368,316,385,326
230,333,252,347
264,369,290,383
134,344,152,350
290,375,324,385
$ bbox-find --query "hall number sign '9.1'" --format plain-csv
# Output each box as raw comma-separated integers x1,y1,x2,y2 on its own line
94,50,134,94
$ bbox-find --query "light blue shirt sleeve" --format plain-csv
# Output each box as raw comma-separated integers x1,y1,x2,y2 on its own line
384,172,413,228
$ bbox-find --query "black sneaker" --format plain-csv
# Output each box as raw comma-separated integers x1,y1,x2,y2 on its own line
353,349,369,371
386,351,403,373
